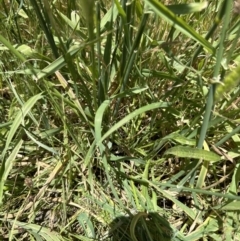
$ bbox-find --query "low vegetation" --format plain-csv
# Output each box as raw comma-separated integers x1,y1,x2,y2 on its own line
0,0,240,240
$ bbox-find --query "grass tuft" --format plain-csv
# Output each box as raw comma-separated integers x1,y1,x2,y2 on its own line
1,0,240,240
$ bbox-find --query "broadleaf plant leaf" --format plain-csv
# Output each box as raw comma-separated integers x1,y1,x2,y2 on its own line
164,146,221,162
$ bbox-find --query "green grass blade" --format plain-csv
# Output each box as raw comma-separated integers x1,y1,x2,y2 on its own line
100,3,118,30
36,45,82,80
77,213,95,238
24,128,58,155
94,100,125,209
198,1,233,147
98,102,170,145
113,10,150,115
1,92,43,160
80,0,95,41
0,139,23,205
2,219,65,241
30,0,59,58
164,146,221,162
167,2,208,15
95,100,110,144
144,0,214,53
151,182,196,220
0,34,26,61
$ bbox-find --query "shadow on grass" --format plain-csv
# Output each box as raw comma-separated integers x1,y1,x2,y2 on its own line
105,212,174,241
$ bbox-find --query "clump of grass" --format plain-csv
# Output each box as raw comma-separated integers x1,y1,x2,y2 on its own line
0,0,240,240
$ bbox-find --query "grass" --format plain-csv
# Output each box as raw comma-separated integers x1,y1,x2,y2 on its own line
0,0,240,240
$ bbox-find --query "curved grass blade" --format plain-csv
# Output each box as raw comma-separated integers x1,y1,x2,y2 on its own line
0,139,23,205
130,212,149,241
144,0,214,54
94,100,125,209
1,93,43,160
95,100,110,145
98,102,170,146
24,128,58,155
0,93,43,205
57,11,87,39
149,181,196,220
36,36,106,81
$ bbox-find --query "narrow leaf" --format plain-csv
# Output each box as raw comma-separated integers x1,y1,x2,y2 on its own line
98,102,170,145
167,2,208,15
164,146,221,162
144,0,214,53
2,93,43,160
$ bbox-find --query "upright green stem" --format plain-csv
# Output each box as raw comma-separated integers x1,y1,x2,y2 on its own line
197,0,232,150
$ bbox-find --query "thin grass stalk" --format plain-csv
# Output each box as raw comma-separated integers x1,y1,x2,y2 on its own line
128,0,136,45
120,171,240,201
29,0,59,58
95,101,126,210
226,24,240,65
115,0,131,81
228,162,240,194
214,125,240,147
113,10,150,116
98,3,113,105
0,34,25,61
13,14,23,43
189,1,227,67
8,80,39,125
195,1,232,189
0,93,43,204
81,0,98,110
43,82,86,150
48,4,84,89
126,0,135,47
1,0,9,16
90,39,98,112
148,180,240,202
144,0,214,53
197,0,232,150
96,1,102,103
142,159,150,198
122,0,131,50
